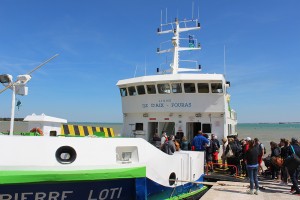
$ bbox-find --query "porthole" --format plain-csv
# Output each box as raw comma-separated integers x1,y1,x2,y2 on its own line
55,146,77,164
169,172,176,186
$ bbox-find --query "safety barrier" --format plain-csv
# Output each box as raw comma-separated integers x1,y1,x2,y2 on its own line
61,124,115,137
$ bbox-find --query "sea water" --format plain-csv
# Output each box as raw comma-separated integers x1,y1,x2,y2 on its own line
238,123,300,147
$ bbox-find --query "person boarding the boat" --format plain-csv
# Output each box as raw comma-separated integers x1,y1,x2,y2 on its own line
221,138,228,169
160,132,168,150
279,138,289,185
192,131,209,151
254,138,265,175
152,133,161,148
286,137,300,195
162,135,176,155
245,140,260,195
211,134,220,168
225,138,240,176
181,136,190,150
270,141,281,180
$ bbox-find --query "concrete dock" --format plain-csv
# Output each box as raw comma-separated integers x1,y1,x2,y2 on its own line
201,179,300,200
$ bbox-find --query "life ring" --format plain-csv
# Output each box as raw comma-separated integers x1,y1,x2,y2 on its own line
30,128,44,136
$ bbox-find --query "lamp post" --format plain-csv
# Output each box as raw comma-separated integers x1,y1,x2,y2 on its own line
9,84,16,136
0,54,59,136
0,74,31,135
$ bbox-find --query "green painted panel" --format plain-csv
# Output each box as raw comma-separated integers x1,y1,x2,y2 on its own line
0,166,146,185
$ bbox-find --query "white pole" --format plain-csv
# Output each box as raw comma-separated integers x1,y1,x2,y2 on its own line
9,85,16,136
224,45,226,77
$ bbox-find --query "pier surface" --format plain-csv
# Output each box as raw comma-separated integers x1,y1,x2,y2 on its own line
201,179,299,200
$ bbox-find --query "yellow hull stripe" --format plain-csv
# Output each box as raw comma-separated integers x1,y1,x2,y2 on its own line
60,124,115,137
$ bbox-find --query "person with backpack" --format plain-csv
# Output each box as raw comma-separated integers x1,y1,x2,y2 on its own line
279,138,290,185
225,138,240,176
254,138,264,175
160,132,168,150
270,141,281,180
286,138,300,195
162,135,176,155
204,134,214,172
211,134,220,168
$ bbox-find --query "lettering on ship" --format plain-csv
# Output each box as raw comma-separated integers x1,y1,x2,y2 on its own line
0,187,123,200
142,99,192,109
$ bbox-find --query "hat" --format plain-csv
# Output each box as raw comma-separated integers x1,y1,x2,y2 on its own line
245,137,251,141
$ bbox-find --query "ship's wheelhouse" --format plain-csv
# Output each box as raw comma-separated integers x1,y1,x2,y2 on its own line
119,80,225,97
117,74,237,142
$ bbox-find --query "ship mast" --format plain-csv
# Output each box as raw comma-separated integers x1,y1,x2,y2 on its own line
157,17,201,74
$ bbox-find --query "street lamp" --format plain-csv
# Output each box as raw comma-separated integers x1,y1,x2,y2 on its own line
0,54,59,136
0,74,31,135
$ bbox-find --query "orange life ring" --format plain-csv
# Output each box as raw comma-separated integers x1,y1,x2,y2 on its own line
30,128,44,136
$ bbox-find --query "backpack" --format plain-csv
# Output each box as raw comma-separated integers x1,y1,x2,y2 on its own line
259,143,266,155
206,140,213,154
211,139,220,153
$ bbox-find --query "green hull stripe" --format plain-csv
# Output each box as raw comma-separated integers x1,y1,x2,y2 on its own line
167,186,208,200
0,166,146,185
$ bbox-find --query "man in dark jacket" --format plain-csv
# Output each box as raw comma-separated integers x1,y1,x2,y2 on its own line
287,138,300,195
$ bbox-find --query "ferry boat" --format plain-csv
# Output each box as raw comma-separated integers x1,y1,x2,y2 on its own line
0,9,236,200
117,19,237,142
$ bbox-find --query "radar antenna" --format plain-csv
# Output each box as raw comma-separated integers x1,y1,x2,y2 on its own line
156,10,202,74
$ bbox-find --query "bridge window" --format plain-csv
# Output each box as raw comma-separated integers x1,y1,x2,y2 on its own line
171,83,182,93
158,83,171,94
184,83,196,93
137,85,146,95
197,83,209,93
202,123,211,134
128,86,137,96
146,85,156,94
211,83,223,93
136,123,143,131
120,88,128,97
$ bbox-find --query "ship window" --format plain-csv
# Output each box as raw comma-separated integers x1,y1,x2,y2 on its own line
197,83,209,93
211,83,223,93
171,83,182,93
146,85,156,94
136,123,143,131
158,83,171,94
184,83,196,93
137,85,146,95
120,88,128,97
202,124,211,134
128,86,137,96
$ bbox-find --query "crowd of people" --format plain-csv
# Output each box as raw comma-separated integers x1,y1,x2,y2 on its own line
264,137,300,195
152,131,300,196
222,136,300,195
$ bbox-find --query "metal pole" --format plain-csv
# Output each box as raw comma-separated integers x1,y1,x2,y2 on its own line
9,85,16,136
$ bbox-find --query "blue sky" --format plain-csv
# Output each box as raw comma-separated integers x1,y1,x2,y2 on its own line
0,0,299,123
